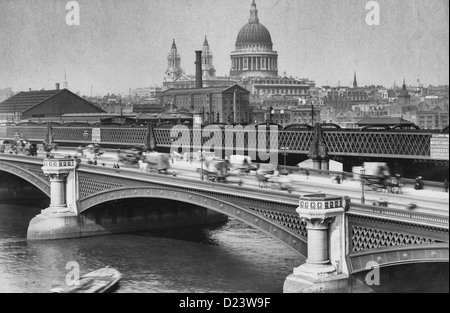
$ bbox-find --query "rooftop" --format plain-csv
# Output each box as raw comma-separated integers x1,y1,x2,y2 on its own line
357,117,414,126
0,89,62,113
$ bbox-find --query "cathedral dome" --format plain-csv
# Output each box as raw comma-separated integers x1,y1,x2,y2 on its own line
235,22,272,46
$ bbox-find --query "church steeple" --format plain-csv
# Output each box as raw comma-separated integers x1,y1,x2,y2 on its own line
353,71,358,88
202,36,215,78
165,39,183,81
397,78,411,105
249,0,259,23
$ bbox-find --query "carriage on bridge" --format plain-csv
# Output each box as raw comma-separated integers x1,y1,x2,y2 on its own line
117,146,144,166
359,162,403,194
200,158,242,185
140,152,176,176
254,163,293,193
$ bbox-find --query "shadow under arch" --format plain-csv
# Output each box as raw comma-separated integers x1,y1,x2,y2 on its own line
0,161,50,196
77,186,307,257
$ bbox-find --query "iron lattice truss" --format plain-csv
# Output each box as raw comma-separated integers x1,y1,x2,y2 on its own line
323,131,431,158
156,128,434,159
54,127,92,142
96,128,147,145
54,127,148,146
250,207,308,239
351,225,436,252
6,127,47,141
78,174,124,198
2,126,446,160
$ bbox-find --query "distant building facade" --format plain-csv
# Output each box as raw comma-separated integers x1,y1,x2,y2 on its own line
416,110,449,130
159,85,251,124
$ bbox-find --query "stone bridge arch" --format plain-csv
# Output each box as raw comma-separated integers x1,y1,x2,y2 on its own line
77,186,308,257
0,161,50,196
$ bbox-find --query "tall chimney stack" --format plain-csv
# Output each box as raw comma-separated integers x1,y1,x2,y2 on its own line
55,83,60,90
195,50,202,89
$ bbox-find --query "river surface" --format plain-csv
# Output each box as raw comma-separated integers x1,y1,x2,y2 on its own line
0,191,302,293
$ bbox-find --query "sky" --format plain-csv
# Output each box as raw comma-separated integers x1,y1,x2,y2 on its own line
0,0,448,96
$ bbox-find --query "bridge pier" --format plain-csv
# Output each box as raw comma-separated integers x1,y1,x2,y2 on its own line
27,158,79,240
27,158,228,240
284,194,350,293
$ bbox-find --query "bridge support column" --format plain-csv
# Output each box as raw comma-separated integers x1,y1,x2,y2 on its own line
27,158,78,240
41,158,75,213
284,194,349,293
48,173,68,208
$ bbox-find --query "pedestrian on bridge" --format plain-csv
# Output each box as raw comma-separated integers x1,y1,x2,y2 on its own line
414,176,424,190
305,169,310,179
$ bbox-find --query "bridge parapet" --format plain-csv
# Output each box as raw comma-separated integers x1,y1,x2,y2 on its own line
349,203,449,229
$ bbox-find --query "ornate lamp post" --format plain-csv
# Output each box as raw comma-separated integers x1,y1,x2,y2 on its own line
360,167,366,204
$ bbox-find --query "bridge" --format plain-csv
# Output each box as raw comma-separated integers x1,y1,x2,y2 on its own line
1,124,448,178
0,152,448,292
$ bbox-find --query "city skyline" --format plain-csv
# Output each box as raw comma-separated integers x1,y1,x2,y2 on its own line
0,0,448,96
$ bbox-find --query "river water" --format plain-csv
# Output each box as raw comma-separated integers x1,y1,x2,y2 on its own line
0,184,301,293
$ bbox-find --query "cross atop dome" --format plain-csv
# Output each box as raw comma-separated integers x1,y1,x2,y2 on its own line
249,0,259,23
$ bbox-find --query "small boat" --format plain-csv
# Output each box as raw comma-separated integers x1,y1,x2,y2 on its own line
51,267,122,293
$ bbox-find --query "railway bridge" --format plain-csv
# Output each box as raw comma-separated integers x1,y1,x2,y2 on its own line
1,123,448,179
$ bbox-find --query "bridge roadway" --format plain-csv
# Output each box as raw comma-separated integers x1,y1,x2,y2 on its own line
46,147,449,214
